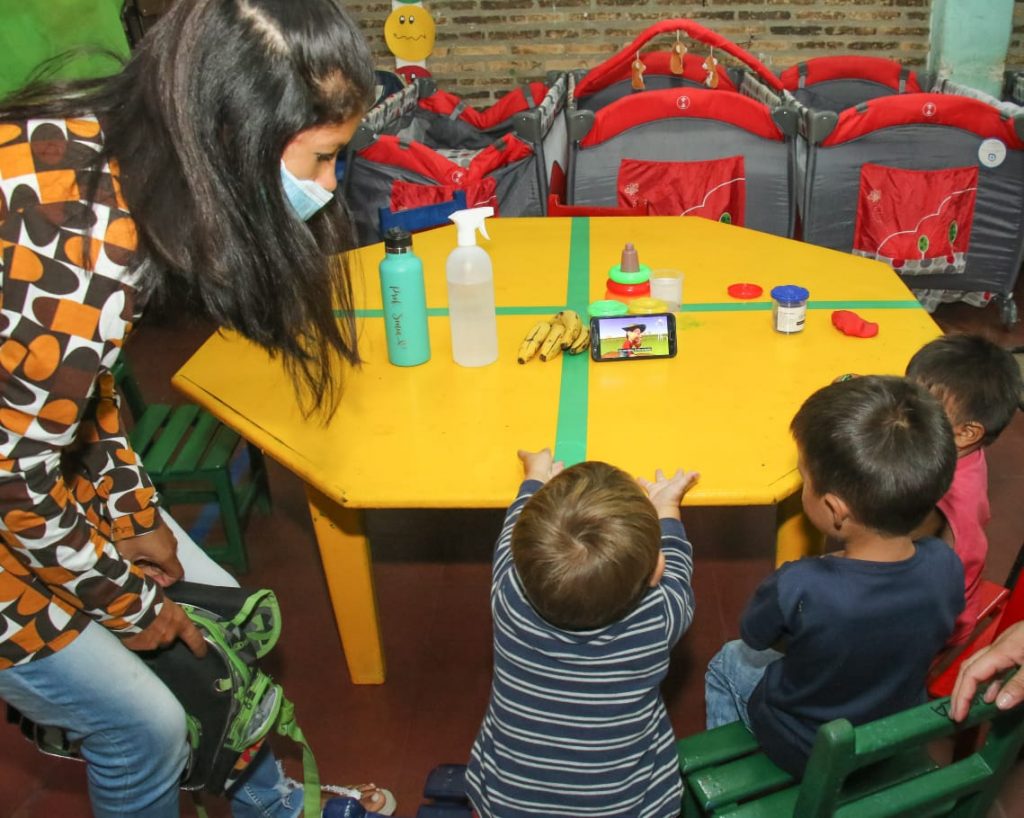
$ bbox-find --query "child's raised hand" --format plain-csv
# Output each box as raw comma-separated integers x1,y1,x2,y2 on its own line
518,448,565,484
638,468,700,520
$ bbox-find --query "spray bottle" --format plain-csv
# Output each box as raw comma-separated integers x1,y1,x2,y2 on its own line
446,207,498,367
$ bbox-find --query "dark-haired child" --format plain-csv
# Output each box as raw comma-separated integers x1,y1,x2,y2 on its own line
466,449,699,818
906,334,1022,644
705,376,964,777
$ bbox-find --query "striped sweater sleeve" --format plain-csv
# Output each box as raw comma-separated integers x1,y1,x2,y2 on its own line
492,479,542,600
657,517,695,646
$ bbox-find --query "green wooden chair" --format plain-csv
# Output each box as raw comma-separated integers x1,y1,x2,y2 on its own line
112,358,271,572
677,688,1024,818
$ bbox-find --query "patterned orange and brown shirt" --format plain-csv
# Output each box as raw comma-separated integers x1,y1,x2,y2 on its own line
0,116,164,668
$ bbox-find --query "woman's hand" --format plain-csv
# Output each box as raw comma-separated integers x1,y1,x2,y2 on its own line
950,621,1024,722
518,448,564,485
122,598,208,658
638,468,700,520
116,520,183,588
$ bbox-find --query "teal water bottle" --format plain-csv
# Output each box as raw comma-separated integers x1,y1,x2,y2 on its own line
379,227,430,366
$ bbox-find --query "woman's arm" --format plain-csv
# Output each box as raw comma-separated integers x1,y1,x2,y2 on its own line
75,369,163,540
0,226,163,635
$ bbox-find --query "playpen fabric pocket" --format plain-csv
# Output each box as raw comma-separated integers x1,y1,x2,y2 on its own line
617,155,746,223
852,163,978,275
391,178,498,212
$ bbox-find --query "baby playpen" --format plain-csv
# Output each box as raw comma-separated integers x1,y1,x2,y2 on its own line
561,19,800,239
785,56,1024,322
342,74,568,246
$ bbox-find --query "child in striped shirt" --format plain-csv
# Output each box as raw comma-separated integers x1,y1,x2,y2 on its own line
467,449,699,818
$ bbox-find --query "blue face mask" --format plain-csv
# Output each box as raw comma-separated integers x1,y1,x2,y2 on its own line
280,161,334,221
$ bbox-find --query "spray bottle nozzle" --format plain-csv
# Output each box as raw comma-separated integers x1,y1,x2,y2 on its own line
449,206,495,247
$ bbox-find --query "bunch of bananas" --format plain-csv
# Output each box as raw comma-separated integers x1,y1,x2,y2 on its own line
517,309,590,364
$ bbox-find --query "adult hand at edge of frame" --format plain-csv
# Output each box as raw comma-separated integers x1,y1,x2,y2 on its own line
950,621,1024,722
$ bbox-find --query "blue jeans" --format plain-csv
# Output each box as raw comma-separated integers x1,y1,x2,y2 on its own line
705,639,783,730
0,512,308,818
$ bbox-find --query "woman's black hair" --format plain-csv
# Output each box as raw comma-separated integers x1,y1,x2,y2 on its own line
1,0,375,419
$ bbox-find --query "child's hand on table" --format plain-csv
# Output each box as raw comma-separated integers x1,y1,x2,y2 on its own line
518,448,564,485
638,468,700,521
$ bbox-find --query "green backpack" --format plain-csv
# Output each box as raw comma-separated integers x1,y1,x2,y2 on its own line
10,582,322,818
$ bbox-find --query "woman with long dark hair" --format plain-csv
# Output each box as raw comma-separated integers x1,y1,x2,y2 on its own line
0,1,392,815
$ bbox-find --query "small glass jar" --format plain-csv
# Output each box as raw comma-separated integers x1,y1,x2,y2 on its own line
770,285,809,334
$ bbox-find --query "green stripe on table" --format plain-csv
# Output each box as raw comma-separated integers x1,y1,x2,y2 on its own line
346,300,922,319
553,217,590,467
808,300,921,310
350,306,565,318
678,300,922,313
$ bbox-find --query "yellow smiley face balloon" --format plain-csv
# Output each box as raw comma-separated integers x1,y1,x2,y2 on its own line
384,4,436,62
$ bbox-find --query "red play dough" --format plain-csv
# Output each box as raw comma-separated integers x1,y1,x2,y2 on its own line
831,310,879,338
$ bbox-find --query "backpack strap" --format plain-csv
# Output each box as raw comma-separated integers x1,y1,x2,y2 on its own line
192,794,211,818
276,696,321,818
230,589,282,660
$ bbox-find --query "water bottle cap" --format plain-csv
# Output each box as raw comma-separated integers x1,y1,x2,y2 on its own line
384,227,413,253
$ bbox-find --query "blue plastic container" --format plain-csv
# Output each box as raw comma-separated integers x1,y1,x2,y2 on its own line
770,284,809,334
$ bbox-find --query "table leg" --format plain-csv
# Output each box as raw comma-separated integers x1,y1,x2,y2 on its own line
775,490,824,567
305,486,385,684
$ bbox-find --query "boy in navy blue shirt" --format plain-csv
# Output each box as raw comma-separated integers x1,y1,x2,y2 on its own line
705,376,964,777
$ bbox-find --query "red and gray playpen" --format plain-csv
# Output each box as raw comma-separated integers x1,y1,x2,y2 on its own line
562,20,799,238
342,75,567,246
785,57,1024,322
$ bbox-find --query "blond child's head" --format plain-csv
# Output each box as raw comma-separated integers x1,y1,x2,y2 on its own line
511,461,661,630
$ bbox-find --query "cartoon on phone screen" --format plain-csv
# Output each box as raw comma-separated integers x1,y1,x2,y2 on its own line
595,316,672,359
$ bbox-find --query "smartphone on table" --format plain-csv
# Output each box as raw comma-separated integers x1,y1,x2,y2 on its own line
590,313,677,361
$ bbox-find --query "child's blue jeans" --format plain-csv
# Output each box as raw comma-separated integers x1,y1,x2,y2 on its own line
0,512,309,818
705,639,783,729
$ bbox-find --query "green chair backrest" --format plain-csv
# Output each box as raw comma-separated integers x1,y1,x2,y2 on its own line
110,357,148,423
795,692,1024,818
0,0,128,99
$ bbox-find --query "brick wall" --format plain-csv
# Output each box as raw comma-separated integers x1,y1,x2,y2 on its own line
346,0,936,102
